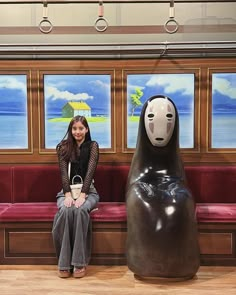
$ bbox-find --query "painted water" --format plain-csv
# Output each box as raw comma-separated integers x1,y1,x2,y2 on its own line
1,112,236,149
0,114,28,148
45,117,111,149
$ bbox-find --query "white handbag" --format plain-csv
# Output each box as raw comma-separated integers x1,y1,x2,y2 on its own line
68,162,83,200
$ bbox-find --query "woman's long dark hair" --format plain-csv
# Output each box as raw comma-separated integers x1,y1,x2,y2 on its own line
56,115,92,161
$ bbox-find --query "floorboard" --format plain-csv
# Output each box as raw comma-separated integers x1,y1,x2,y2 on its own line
1,265,236,295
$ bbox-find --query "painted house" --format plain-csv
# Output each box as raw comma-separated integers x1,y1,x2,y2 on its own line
62,101,91,118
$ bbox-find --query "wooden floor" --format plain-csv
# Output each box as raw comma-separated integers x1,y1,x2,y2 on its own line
1,265,236,295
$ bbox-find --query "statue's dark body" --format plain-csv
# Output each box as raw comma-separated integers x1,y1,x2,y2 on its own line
126,95,200,278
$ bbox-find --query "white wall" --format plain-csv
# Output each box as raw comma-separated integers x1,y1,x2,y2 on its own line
0,2,235,44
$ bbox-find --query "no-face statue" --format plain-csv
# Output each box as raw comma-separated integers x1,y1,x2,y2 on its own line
126,95,200,279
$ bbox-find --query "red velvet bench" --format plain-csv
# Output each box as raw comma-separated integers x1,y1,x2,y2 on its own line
0,165,236,266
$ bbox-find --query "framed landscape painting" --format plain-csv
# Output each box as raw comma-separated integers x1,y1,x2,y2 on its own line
211,73,236,148
0,74,29,150
42,73,112,150
126,73,195,149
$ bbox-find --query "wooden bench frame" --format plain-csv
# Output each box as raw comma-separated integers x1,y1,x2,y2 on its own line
1,218,236,266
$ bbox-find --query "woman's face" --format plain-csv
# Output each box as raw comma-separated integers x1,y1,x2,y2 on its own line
71,121,88,145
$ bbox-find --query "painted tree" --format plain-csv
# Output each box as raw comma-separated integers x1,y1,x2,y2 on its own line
130,87,143,116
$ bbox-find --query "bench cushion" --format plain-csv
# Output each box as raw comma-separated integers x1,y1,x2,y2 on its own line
2,202,236,224
0,203,58,222
0,203,11,216
0,202,127,223
196,203,236,223
90,202,127,222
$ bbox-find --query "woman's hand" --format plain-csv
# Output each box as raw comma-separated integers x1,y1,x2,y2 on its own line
64,192,74,207
74,193,87,208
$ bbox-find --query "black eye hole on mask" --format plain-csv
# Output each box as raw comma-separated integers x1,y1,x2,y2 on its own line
166,113,173,118
148,113,154,119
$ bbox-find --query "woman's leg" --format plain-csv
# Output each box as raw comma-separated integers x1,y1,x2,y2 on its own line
71,193,99,269
52,197,74,271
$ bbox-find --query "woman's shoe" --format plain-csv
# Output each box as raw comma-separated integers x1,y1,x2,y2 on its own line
58,269,71,278
73,267,86,278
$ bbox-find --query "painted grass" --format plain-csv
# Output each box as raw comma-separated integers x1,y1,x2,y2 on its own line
49,116,139,123
129,116,140,122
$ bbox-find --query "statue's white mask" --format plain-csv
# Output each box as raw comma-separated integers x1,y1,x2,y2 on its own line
144,97,176,147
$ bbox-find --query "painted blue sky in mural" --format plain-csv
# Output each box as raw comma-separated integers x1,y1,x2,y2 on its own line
128,73,236,114
212,73,236,148
127,74,195,115
44,74,111,118
0,75,27,114
212,73,236,112
0,75,28,149
1,73,236,115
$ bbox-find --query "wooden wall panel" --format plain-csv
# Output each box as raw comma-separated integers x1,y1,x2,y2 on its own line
92,232,127,254
1,221,236,265
199,233,233,255
6,231,55,255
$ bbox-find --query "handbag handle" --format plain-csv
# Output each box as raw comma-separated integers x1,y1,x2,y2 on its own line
68,161,71,179
72,175,83,185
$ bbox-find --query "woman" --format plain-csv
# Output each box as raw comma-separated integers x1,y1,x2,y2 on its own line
52,115,99,278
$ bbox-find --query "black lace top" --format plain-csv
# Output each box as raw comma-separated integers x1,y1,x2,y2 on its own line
57,141,99,195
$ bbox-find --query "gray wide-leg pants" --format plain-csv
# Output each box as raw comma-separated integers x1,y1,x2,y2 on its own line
52,191,99,270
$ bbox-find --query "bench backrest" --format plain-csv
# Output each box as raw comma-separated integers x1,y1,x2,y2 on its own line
0,166,12,203
0,165,235,203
